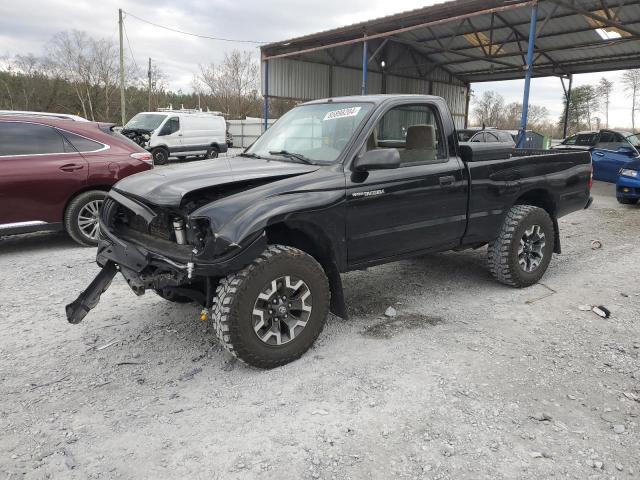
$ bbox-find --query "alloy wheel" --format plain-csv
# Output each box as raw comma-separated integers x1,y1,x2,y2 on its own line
518,225,546,272
252,275,313,346
77,199,103,241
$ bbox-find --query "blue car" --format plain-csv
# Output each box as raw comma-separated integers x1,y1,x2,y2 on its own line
554,130,640,183
617,157,640,205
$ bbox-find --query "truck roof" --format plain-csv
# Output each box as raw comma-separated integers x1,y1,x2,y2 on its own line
302,94,444,105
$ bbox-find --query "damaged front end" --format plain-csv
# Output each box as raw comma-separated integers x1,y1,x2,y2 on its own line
121,128,153,149
65,189,266,324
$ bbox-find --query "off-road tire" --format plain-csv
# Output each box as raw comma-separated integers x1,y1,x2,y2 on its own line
211,245,330,369
487,205,555,288
64,190,108,247
154,288,192,304
206,146,219,159
151,147,169,165
617,197,638,205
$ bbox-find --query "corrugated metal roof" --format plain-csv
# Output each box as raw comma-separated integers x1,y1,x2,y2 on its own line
261,0,640,83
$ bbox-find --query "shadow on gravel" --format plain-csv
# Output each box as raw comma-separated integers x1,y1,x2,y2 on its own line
362,314,443,339
343,250,493,317
0,231,80,256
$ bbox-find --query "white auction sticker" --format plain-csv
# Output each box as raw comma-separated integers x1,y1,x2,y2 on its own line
323,107,362,121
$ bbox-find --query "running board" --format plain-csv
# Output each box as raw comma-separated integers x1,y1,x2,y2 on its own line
66,262,118,324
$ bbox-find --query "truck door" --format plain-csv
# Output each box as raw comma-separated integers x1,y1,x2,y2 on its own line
593,131,637,182
345,102,467,266
157,116,182,155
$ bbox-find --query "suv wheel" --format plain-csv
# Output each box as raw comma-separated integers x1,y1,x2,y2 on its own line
212,245,330,369
64,190,107,247
206,146,219,159
151,147,169,165
487,205,555,288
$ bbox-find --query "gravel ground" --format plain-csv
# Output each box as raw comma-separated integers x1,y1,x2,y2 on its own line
1,180,639,480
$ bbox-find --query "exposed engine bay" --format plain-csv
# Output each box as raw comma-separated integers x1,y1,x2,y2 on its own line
121,128,152,148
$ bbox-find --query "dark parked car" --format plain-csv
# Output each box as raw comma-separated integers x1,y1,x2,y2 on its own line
0,115,153,246
68,95,591,368
553,130,640,182
467,129,516,146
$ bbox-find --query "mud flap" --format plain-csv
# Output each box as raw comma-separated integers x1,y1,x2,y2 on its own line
66,262,118,324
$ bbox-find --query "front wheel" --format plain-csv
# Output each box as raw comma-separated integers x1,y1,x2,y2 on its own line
151,147,169,165
487,205,555,288
212,245,330,369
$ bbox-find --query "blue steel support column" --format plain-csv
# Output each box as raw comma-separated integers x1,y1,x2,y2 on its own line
361,39,368,95
518,2,539,148
263,59,269,133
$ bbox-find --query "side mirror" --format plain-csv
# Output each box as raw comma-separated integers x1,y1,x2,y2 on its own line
353,149,401,171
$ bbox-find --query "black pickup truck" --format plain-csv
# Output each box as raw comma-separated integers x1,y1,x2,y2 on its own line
67,95,592,368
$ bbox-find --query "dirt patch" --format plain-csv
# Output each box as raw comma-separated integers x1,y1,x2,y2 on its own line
362,314,443,339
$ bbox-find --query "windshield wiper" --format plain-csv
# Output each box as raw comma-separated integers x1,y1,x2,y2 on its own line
268,150,314,165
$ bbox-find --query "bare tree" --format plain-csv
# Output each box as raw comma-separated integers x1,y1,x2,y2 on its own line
198,50,260,118
47,30,130,121
622,69,640,130
597,77,614,128
499,102,549,130
472,91,505,128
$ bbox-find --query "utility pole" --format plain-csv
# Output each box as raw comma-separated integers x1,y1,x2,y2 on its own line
118,8,126,126
148,57,152,111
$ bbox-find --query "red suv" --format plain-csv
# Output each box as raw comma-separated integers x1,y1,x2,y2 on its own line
0,115,152,246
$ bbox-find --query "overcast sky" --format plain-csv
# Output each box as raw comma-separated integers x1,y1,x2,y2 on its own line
1,0,636,128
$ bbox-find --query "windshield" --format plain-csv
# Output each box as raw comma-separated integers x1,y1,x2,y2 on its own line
246,102,373,164
623,133,640,148
563,133,597,146
125,113,167,131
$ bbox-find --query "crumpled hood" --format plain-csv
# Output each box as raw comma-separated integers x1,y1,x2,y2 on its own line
113,157,320,207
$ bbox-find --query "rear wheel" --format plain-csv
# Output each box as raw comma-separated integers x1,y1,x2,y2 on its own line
617,197,638,205
151,147,169,165
212,245,330,369
206,146,219,159
64,190,107,247
487,205,555,288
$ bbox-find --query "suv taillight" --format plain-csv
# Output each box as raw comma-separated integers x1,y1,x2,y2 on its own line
131,152,153,167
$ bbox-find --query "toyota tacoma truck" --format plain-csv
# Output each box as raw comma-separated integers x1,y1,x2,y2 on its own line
67,95,593,368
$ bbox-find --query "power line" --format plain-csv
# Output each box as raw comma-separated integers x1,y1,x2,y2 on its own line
122,18,140,71
123,11,268,44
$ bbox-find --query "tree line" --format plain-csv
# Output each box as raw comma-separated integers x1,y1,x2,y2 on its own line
472,70,640,138
0,29,295,124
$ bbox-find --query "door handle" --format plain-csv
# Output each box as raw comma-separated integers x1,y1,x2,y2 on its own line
593,152,605,157
59,163,84,172
439,175,455,187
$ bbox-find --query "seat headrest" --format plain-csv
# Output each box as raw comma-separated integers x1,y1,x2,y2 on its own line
406,125,436,150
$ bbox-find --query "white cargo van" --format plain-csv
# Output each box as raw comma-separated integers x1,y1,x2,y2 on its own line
122,111,227,165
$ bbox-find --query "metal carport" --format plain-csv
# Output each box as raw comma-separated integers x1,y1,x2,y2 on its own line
260,0,640,145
